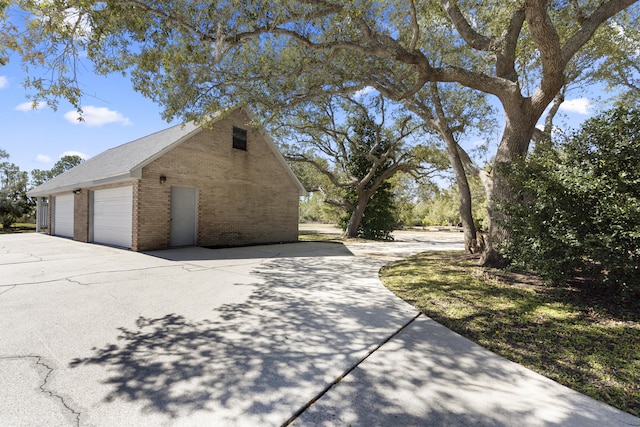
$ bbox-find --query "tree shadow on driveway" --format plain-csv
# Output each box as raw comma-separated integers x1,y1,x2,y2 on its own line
65,240,639,426
68,248,417,425
146,241,355,263
294,315,635,427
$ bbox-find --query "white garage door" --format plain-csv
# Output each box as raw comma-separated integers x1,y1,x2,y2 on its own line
54,193,74,238
93,186,133,248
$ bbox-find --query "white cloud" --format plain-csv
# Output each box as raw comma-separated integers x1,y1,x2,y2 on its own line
354,86,377,98
0,76,7,89
64,106,132,127
35,154,52,163
15,101,46,111
534,122,564,140
559,98,592,115
64,7,92,38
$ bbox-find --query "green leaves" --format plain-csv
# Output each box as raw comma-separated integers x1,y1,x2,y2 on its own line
4,0,637,125
0,153,30,229
31,154,84,187
499,106,640,297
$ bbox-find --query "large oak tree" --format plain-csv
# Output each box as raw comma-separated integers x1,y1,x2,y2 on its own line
5,0,638,263
279,94,448,238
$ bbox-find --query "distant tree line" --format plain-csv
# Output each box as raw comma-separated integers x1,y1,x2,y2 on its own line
0,153,83,229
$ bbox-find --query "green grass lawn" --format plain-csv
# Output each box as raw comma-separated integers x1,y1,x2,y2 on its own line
0,223,36,234
298,230,374,244
297,230,343,242
380,251,640,417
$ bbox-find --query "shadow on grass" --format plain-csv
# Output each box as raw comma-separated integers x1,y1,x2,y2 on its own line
381,251,640,417
297,316,633,426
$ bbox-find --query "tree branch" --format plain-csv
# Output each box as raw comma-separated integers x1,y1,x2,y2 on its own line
543,88,565,137
561,0,638,65
440,0,496,51
495,9,526,82
312,186,353,210
408,0,419,51
526,0,564,110
286,153,357,188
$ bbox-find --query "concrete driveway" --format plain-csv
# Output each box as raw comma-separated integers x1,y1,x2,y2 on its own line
0,233,637,426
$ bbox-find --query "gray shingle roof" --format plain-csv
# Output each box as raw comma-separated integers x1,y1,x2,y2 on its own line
27,121,200,197
28,107,306,197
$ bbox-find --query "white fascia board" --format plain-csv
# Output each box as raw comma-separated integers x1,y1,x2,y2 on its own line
27,174,137,197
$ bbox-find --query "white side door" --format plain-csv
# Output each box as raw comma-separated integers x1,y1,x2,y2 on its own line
170,187,197,247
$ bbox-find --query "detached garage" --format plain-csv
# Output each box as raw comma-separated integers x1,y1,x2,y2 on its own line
27,107,305,251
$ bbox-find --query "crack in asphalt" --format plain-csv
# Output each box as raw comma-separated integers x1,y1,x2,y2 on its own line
66,277,89,286
0,355,81,426
176,257,275,271
179,263,261,281
0,248,44,264
1,261,261,291
281,312,422,427
0,285,16,297
0,265,181,288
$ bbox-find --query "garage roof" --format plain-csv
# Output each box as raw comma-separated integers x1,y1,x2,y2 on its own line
28,108,306,197
28,121,200,197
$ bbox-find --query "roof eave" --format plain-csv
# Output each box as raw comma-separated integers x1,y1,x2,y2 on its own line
133,125,204,172
27,173,136,197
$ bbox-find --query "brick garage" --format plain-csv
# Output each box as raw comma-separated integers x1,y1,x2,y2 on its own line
28,108,305,251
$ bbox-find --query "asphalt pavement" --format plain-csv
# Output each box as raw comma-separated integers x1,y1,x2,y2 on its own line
0,232,638,426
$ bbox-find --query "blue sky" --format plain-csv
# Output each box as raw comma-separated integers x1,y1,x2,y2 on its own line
1,57,600,178
0,59,179,175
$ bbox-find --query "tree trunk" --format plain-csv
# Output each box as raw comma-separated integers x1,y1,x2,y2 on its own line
456,171,478,254
344,193,369,238
414,83,480,254
443,134,477,253
480,104,537,266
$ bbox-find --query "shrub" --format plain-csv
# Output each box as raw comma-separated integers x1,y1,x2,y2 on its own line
499,107,640,297
339,180,397,240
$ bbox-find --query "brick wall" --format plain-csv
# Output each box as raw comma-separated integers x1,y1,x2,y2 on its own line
132,173,171,251
73,189,90,242
134,109,300,251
